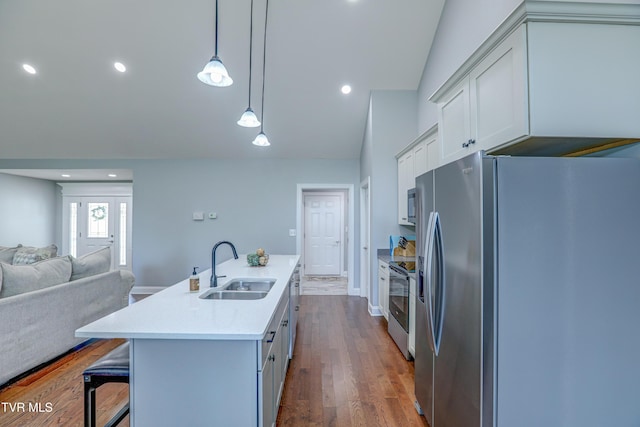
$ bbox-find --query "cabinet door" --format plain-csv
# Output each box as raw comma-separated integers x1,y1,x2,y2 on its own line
470,25,528,152
378,261,390,319
397,151,413,225
413,140,428,178
425,131,439,172
438,81,471,164
260,356,274,427
409,277,416,357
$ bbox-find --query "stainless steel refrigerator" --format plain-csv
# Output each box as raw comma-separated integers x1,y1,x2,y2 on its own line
414,151,640,427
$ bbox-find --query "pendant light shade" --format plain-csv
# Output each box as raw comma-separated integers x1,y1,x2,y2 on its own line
197,56,233,87
252,131,270,147
253,0,271,146
237,107,260,127
197,0,233,87
237,0,260,127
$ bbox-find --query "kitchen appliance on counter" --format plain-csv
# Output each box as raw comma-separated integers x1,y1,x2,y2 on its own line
387,261,412,360
414,152,640,427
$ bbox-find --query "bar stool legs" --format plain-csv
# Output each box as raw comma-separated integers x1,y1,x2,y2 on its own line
82,342,130,427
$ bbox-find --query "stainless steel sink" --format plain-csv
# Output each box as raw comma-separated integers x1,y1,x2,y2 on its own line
199,289,268,300
222,279,276,292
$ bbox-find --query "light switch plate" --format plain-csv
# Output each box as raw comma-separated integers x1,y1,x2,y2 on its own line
289,229,296,237
208,212,217,219
193,211,204,221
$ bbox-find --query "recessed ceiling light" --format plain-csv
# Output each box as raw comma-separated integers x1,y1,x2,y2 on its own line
108,174,117,178
22,64,36,75
341,84,352,95
114,62,126,73
61,174,71,178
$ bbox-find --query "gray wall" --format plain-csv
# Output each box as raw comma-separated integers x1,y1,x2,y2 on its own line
0,158,360,287
360,90,418,306
0,173,59,248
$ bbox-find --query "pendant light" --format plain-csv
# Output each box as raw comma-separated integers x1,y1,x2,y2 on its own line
237,0,260,127
197,0,233,87
252,0,271,146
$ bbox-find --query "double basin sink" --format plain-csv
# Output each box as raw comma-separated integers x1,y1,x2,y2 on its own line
199,278,276,300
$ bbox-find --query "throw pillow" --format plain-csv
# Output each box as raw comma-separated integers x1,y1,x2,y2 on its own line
0,245,22,264
12,244,58,265
70,247,111,281
0,256,72,298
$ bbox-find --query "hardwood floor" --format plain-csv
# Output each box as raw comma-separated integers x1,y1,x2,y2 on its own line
0,295,427,426
0,339,129,427
277,295,427,427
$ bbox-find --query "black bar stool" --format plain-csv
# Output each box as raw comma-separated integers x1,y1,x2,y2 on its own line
83,341,130,427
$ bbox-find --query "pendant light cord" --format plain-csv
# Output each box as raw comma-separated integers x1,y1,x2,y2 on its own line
259,0,269,132
247,0,254,107
214,0,219,56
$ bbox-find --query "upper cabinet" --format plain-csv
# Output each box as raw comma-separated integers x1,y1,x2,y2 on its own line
397,125,438,225
431,1,640,164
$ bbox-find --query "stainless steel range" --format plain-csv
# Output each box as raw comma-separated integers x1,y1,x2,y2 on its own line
387,261,413,360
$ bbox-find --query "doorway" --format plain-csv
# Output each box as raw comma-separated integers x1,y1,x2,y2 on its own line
60,183,133,271
296,184,356,296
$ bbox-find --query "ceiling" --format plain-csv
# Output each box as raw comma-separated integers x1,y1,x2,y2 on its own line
0,0,444,160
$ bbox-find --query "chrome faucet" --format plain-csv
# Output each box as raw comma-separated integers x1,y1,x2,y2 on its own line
210,241,238,287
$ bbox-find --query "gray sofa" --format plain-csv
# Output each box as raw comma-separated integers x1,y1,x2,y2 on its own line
0,245,134,386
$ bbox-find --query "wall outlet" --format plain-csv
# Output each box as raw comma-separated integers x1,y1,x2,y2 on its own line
289,229,296,237
208,212,217,219
193,211,204,221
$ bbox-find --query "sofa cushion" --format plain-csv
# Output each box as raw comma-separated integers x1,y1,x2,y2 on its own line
70,247,111,281
0,245,22,264
0,256,72,298
12,244,58,265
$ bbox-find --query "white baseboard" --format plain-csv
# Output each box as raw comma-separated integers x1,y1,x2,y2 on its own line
368,303,383,317
348,287,360,296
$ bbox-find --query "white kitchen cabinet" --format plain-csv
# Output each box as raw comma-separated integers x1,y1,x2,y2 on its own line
437,25,527,165
260,296,290,427
431,2,640,162
397,124,438,225
409,276,416,358
378,260,389,320
397,150,414,225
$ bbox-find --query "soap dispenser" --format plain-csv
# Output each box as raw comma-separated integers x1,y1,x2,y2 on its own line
189,267,200,292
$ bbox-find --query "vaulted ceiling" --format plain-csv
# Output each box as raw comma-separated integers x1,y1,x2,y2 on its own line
0,0,444,160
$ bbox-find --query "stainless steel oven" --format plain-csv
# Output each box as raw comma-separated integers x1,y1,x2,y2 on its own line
388,263,411,360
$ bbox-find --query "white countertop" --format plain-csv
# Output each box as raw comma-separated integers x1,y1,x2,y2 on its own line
75,254,300,341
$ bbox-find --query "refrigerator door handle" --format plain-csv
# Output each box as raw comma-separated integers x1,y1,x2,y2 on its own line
433,212,445,355
425,211,438,355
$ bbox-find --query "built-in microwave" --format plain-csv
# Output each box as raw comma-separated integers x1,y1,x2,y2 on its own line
407,188,416,224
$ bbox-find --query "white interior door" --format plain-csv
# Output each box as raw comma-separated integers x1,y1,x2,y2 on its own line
66,196,132,270
304,193,343,276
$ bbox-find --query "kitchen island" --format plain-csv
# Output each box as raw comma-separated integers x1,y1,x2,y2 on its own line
76,254,300,427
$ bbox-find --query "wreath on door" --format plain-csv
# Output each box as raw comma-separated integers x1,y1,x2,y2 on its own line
91,206,107,221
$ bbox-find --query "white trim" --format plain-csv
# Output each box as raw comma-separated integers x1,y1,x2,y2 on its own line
359,177,371,300
58,182,132,197
368,303,383,317
296,183,356,296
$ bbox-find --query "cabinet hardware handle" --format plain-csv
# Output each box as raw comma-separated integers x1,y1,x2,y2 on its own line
266,331,276,343
295,306,299,311
463,139,476,148
381,277,386,281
